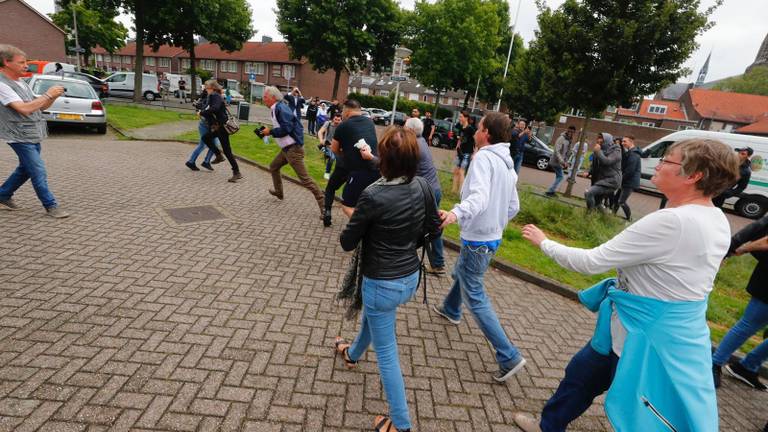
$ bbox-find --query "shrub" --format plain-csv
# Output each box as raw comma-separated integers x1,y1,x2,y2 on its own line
346,92,453,118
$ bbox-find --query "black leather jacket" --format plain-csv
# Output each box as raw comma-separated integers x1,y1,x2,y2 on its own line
340,177,441,279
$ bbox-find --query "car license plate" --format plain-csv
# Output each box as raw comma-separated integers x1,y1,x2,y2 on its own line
57,113,83,120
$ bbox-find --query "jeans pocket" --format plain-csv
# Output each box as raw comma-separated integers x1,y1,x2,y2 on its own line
462,245,494,274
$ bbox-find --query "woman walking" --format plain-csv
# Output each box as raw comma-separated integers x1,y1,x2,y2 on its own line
186,91,224,171
334,127,441,432
200,80,241,182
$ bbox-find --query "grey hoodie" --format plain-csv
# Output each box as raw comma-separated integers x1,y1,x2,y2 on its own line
591,132,622,189
452,142,520,241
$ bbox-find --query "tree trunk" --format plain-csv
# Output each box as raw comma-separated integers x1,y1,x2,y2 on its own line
189,42,197,100
331,69,341,100
132,0,145,103
433,90,441,118
564,116,590,197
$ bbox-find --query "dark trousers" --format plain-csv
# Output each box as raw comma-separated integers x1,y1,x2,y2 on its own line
203,126,239,174
611,187,634,220
585,185,615,210
307,118,317,135
324,165,349,214
540,343,618,432
712,190,736,208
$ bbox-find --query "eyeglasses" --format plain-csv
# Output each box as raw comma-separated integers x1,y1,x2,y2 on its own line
659,157,683,166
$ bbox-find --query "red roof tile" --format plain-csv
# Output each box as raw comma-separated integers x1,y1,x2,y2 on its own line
736,116,768,134
689,88,768,124
92,42,302,64
92,42,184,57
617,99,688,120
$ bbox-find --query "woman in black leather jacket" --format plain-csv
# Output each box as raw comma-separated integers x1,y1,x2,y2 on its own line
200,80,241,182
334,127,441,432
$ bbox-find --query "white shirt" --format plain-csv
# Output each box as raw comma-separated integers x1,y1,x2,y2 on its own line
0,80,26,106
270,103,296,149
540,205,730,355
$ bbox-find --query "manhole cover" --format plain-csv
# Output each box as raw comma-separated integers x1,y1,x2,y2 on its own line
164,205,226,224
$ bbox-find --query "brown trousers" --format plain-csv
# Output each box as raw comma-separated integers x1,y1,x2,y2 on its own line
269,145,324,209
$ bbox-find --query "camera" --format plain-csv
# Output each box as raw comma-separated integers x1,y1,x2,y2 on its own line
254,125,267,138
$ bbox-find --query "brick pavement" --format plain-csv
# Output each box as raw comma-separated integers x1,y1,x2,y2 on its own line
0,136,765,431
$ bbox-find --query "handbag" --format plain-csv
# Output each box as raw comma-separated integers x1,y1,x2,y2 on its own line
414,176,437,305
223,105,240,135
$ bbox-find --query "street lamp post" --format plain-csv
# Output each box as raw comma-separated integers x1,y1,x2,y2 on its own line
495,0,521,111
390,46,412,125
72,2,82,72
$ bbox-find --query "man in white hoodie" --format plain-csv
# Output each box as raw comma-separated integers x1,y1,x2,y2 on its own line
432,112,527,382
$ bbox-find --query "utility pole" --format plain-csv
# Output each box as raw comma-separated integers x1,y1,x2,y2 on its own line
72,2,82,72
495,0,521,111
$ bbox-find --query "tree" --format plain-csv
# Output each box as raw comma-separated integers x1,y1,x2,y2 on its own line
503,39,566,123
478,32,524,111
713,66,768,96
276,0,402,99
144,0,254,100
407,0,506,112
50,1,128,65
534,0,720,196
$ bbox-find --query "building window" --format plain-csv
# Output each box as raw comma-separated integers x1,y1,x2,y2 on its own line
145,57,155,66
201,59,215,70
647,104,667,115
677,125,696,130
422,95,429,102
642,121,656,127
272,65,282,77
245,62,265,75
181,59,191,70
96,54,103,62
606,105,617,113
408,93,419,101
123,56,131,64
283,65,295,79
220,61,237,73
379,90,389,97
158,57,170,68
104,54,111,63
360,87,369,95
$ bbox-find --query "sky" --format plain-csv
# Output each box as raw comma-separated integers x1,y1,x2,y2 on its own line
26,0,768,83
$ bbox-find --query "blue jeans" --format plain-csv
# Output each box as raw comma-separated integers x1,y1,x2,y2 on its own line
322,146,335,174
540,343,618,432
0,142,57,208
547,166,564,194
348,271,419,430
513,152,524,174
187,121,218,165
427,189,445,268
440,244,522,368
712,297,768,372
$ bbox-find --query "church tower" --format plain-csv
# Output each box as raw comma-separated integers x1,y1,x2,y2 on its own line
747,33,768,73
695,52,711,87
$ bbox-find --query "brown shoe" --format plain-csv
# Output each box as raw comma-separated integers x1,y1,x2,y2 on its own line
513,413,541,432
228,173,243,183
268,189,283,200
212,151,225,164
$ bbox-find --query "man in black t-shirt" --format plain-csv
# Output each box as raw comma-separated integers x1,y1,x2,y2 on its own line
422,111,436,144
451,110,475,193
329,99,380,220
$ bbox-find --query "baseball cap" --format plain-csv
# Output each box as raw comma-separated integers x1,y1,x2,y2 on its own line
736,147,754,156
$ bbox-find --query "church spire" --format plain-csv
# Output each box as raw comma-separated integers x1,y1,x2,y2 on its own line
747,33,768,73
695,51,711,87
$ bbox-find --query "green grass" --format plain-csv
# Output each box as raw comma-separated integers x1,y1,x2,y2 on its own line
166,108,761,351
107,104,198,131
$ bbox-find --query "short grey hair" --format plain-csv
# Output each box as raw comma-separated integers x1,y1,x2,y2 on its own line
264,86,284,101
204,80,222,92
404,117,424,136
0,44,26,68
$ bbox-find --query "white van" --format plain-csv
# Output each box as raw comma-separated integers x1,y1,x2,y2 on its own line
638,130,768,218
104,72,161,101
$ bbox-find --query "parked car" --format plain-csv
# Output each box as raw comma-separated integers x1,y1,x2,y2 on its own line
27,75,107,134
104,72,161,101
22,61,76,78
227,89,245,104
522,136,554,170
60,71,108,98
430,119,458,148
366,108,388,117
374,111,406,126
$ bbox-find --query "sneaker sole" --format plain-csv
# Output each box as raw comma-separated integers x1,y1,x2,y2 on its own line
724,364,766,390
431,305,460,325
494,358,527,382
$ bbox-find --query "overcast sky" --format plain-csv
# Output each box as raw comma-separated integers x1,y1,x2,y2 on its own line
27,0,768,83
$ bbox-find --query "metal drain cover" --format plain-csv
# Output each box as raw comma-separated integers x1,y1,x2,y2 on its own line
164,205,226,224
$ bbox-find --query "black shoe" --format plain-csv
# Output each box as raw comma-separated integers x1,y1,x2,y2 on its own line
268,189,284,200
201,162,213,171
725,361,767,390
185,161,199,171
323,213,332,227
713,364,722,388
544,191,555,197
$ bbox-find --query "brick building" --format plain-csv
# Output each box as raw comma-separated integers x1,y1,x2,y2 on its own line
680,88,768,132
348,75,489,113
0,0,66,62
90,41,348,100
613,99,697,130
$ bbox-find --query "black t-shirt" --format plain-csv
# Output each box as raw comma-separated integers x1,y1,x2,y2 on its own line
422,118,435,140
459,124,476,155
333,115,378,172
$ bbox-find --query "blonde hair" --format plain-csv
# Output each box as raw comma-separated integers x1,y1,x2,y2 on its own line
668,139,741,197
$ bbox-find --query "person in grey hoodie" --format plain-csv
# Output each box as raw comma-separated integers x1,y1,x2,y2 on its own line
611,135,642,220
545,126,576,196
585,132,622,211
432,112,527,382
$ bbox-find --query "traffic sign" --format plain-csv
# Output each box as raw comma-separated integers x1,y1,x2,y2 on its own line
391,76,407,81
249,73,256,81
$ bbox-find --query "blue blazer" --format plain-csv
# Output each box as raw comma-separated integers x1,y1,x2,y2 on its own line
271,100,304,146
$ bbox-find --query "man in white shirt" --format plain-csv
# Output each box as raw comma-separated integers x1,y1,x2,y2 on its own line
0,44,69,218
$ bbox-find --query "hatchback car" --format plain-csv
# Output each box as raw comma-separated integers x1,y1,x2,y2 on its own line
61,71,109,98
28,75,108,134
429,119,458,148
375,111,406,126
523,136,554,170
227,89,245,104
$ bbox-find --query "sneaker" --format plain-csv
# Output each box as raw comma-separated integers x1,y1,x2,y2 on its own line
513,413,542,432
268,189,284,200
323,172,331,180
493,356,527,382
0,198,22,211
45,206,70,219
228,173,243,183
185,161,199,171
323,213,332,227
201,162,213,171
432,305,460,325
713,364,722,388
725,361,767,390
426,265,446,275
544,191,555,197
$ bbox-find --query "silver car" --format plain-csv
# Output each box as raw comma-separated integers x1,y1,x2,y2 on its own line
27,75,108,134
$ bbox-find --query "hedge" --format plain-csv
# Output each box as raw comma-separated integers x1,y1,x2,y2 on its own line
346,92,454,119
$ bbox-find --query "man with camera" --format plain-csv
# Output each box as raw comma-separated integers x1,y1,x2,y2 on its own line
0,44,69,218
284,87,305,120
260,86,325,218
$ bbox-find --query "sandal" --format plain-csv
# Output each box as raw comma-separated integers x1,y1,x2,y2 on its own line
374,415,409,432
334,337,358,369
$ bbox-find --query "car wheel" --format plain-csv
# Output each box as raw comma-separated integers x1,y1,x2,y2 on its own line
431,136,441,147
96,124,107,134
536,157,549,170
735,196,768,219
144,91,156,101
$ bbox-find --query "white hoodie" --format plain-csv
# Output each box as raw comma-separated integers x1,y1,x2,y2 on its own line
452,142,520,241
